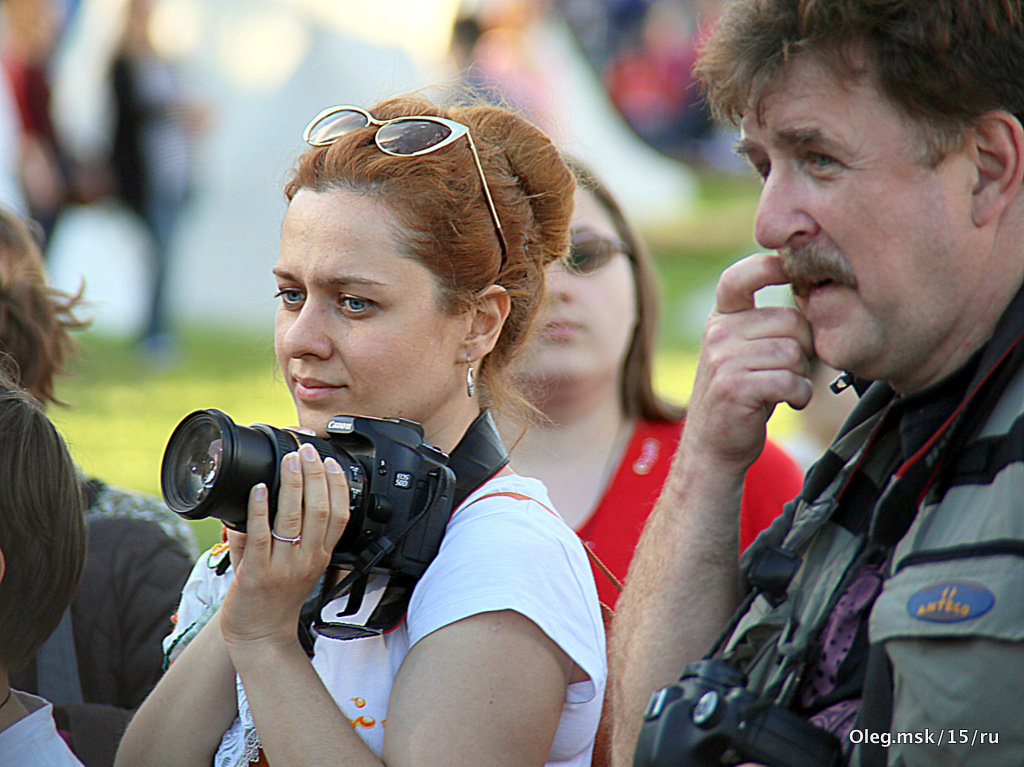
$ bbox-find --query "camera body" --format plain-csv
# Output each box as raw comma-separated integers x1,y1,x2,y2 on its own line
633,659,841,767
161,409,455,577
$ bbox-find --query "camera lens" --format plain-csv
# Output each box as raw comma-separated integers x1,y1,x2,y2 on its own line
161,409,369,534
161,409,285,528
169,417,223,507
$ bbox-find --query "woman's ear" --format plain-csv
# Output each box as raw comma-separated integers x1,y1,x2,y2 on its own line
970,110,1024,227
464,284,510,361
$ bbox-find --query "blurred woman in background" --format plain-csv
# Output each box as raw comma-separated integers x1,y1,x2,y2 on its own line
503,158,804,608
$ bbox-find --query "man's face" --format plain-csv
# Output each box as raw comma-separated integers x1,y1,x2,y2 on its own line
737,55,990,393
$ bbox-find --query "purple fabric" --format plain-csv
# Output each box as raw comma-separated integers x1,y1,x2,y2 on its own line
810,698,862,741
800,562,884,738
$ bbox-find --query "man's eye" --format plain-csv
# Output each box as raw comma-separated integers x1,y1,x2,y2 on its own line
806,152,837,169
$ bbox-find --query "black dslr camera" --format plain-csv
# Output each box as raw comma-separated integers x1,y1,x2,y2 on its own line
160,409,455,578
634,659,842,767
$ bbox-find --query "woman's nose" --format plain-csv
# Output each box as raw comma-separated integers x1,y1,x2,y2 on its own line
279,302,333,359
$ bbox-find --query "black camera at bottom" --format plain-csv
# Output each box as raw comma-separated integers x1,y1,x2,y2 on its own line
634,659,842,767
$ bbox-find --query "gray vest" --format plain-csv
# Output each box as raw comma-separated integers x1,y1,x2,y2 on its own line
719,356,1024,766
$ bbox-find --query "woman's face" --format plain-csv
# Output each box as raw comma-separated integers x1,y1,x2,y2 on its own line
520,186,638,400
274,188,475,448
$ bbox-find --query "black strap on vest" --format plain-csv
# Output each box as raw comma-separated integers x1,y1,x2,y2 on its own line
855,642,893,766
299,410,509,646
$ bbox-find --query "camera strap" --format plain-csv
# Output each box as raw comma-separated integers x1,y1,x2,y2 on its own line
301,410,509,644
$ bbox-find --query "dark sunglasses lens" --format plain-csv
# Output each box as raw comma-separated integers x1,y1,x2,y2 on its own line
307,111,369,144
376,119,451,155
567,237,618,274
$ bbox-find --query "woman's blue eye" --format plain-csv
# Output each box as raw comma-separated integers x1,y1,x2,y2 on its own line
341,295,371,313
275,289,304,306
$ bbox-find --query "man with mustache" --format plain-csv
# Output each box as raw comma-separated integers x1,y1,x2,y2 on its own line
610,2,1024,766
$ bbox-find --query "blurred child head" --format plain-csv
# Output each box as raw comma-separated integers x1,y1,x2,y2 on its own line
0,362,87,671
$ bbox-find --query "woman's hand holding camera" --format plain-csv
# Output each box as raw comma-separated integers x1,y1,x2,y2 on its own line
220,442,350,653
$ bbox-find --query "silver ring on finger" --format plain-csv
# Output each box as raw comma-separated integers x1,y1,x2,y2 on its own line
271,530,302,546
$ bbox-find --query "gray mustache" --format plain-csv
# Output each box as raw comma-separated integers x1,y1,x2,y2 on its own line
780,242,857,296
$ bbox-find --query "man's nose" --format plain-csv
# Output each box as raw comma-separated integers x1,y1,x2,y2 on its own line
754,168,820,250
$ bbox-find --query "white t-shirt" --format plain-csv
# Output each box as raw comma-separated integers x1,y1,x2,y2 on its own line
167,473,607,767
0,692,84,767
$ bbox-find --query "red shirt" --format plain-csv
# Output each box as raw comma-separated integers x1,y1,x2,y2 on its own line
575,418,804,608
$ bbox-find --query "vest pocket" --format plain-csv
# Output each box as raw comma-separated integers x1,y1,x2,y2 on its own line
870,551,1024,643
865,551,1024,765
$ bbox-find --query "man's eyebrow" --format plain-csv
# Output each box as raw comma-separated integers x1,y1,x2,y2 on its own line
736,126,844,158
734,137,763,161
776,126,831,149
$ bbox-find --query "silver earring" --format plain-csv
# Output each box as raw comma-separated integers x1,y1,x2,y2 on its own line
466,358,475,398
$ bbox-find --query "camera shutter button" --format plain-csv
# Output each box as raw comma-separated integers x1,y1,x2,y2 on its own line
691,690,724,728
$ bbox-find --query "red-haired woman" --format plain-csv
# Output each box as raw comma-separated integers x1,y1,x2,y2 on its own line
116,96,606,767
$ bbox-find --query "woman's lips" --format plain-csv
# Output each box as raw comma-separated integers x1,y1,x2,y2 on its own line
292,377,342,401
541,320,582,341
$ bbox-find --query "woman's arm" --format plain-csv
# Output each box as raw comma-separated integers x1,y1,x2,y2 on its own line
113,605,238,767
233,608,574,767
225,448,580,766
116,444,351,766
385,609,574,766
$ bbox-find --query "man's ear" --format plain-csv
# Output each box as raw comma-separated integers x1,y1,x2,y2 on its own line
971,110,1024,227
463,284,511,362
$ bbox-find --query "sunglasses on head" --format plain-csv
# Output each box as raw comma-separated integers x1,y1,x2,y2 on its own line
564,231,629,275
303,105,507,265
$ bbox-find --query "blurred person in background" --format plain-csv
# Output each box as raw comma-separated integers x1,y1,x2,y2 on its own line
0,365,87,767
0,0,73,239
0,205,196,767
108,0,204,357
0,58,25,214
502,157,803,611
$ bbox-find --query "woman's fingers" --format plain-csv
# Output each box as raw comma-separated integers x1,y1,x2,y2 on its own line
296,442,330,549
233,482,271,570
273,450,304,543
236,442,349,567
323,457,351,552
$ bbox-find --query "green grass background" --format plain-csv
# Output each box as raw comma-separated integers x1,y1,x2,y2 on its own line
51,170,799,553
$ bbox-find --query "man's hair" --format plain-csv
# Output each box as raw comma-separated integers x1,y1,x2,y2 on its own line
0,364,87,670
696,0,1024,163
